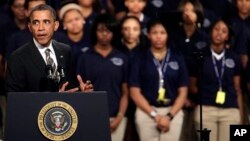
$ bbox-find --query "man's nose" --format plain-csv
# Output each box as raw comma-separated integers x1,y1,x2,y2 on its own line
38,23,45,31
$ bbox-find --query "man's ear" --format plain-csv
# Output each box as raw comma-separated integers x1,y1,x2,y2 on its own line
27,22,32,32
54,21,59,31
124,0,128,7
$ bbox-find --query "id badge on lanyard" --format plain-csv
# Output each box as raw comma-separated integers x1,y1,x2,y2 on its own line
212,55,226,105
154,51,171,104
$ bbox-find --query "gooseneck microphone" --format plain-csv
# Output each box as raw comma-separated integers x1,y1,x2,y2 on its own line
46,65,53,80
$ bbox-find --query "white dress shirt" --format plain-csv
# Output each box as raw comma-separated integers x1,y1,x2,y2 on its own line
33,38,58,68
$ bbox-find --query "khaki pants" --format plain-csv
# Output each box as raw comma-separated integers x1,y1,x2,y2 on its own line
135,107,184,141
110,117,127,141
194,106,240,141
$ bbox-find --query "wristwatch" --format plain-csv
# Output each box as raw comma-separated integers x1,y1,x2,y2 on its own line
150,110,158,118
166,112,174,121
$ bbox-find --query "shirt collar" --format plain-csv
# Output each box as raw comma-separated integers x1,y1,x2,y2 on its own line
211,49,225,60
33,38,55,55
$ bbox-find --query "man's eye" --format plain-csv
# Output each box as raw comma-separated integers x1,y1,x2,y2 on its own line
32,21,39,25
44,20,51,24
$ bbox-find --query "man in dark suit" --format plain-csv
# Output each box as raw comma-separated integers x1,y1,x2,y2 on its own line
6,4,92,92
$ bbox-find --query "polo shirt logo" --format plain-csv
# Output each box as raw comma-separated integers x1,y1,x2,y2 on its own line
151,0,164,8
203,18,211,28
225,58,235,68
169,61,179,70
195,41,207,50
110,57,124,66
81,47,89,52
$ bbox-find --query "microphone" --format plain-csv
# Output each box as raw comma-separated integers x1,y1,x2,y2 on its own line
46,65,53,79
58,66,65,79
57,66,66,85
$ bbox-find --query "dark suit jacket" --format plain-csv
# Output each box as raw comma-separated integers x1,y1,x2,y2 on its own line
6,40,75,92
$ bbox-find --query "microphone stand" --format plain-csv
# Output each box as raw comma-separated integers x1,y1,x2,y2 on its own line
58,66,66,87
46,65,65,92
194,51,211,141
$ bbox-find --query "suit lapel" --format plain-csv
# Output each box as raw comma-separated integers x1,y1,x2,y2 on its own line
28,41,47,75
52,40,65,67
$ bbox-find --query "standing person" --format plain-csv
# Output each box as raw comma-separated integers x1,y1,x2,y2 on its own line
124,0,150,36
173,0,209,64
77,0,100,39
59,3,91,64
118,16,146,61
77,14,128,141
6,4,93,92
230,0,250,69
0,0,26,73
117,15,145,141
129,18,188,141
190,19,243,141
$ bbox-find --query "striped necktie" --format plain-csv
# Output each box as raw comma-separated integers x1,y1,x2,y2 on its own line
45,48,56,74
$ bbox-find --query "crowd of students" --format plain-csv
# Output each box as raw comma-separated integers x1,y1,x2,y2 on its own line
1,0,250,141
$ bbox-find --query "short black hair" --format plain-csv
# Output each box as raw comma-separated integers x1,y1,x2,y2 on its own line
146,18,168,33
24,0,47,10
90,14,118,45
120,15,142,30
28,4,57,22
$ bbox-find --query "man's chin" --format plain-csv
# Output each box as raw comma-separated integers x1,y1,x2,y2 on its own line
37,40,50,47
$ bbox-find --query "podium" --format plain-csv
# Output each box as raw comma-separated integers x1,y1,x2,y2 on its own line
5,92,111,141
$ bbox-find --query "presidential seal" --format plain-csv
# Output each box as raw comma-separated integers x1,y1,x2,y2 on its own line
38,101,78,141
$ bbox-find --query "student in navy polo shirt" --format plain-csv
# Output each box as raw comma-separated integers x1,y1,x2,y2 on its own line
117,16,147,62
144,0,181,18
124,0,150,36
77,0,99,40
173,0,209,67
59,3,91,64
200,0,233,18
77,14,128,141
129,18,188,141
117,15,146,141
189,19,243,141
0,0,26,64
229,0,250,69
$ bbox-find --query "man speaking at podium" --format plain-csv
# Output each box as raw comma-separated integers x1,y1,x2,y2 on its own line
5,4,92,92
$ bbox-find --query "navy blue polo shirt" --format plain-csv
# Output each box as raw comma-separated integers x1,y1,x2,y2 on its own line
111,0,126,13
60,32,91,63
0,19,22,58
129,48,188,107
77,48,128,117
200,0,233,18
84,12,98,41
190,49,242,108
202,9,218,34
171,27,209,74
143,0,181,18
0,7,10,27
229,13,250,56
116,40,147,63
